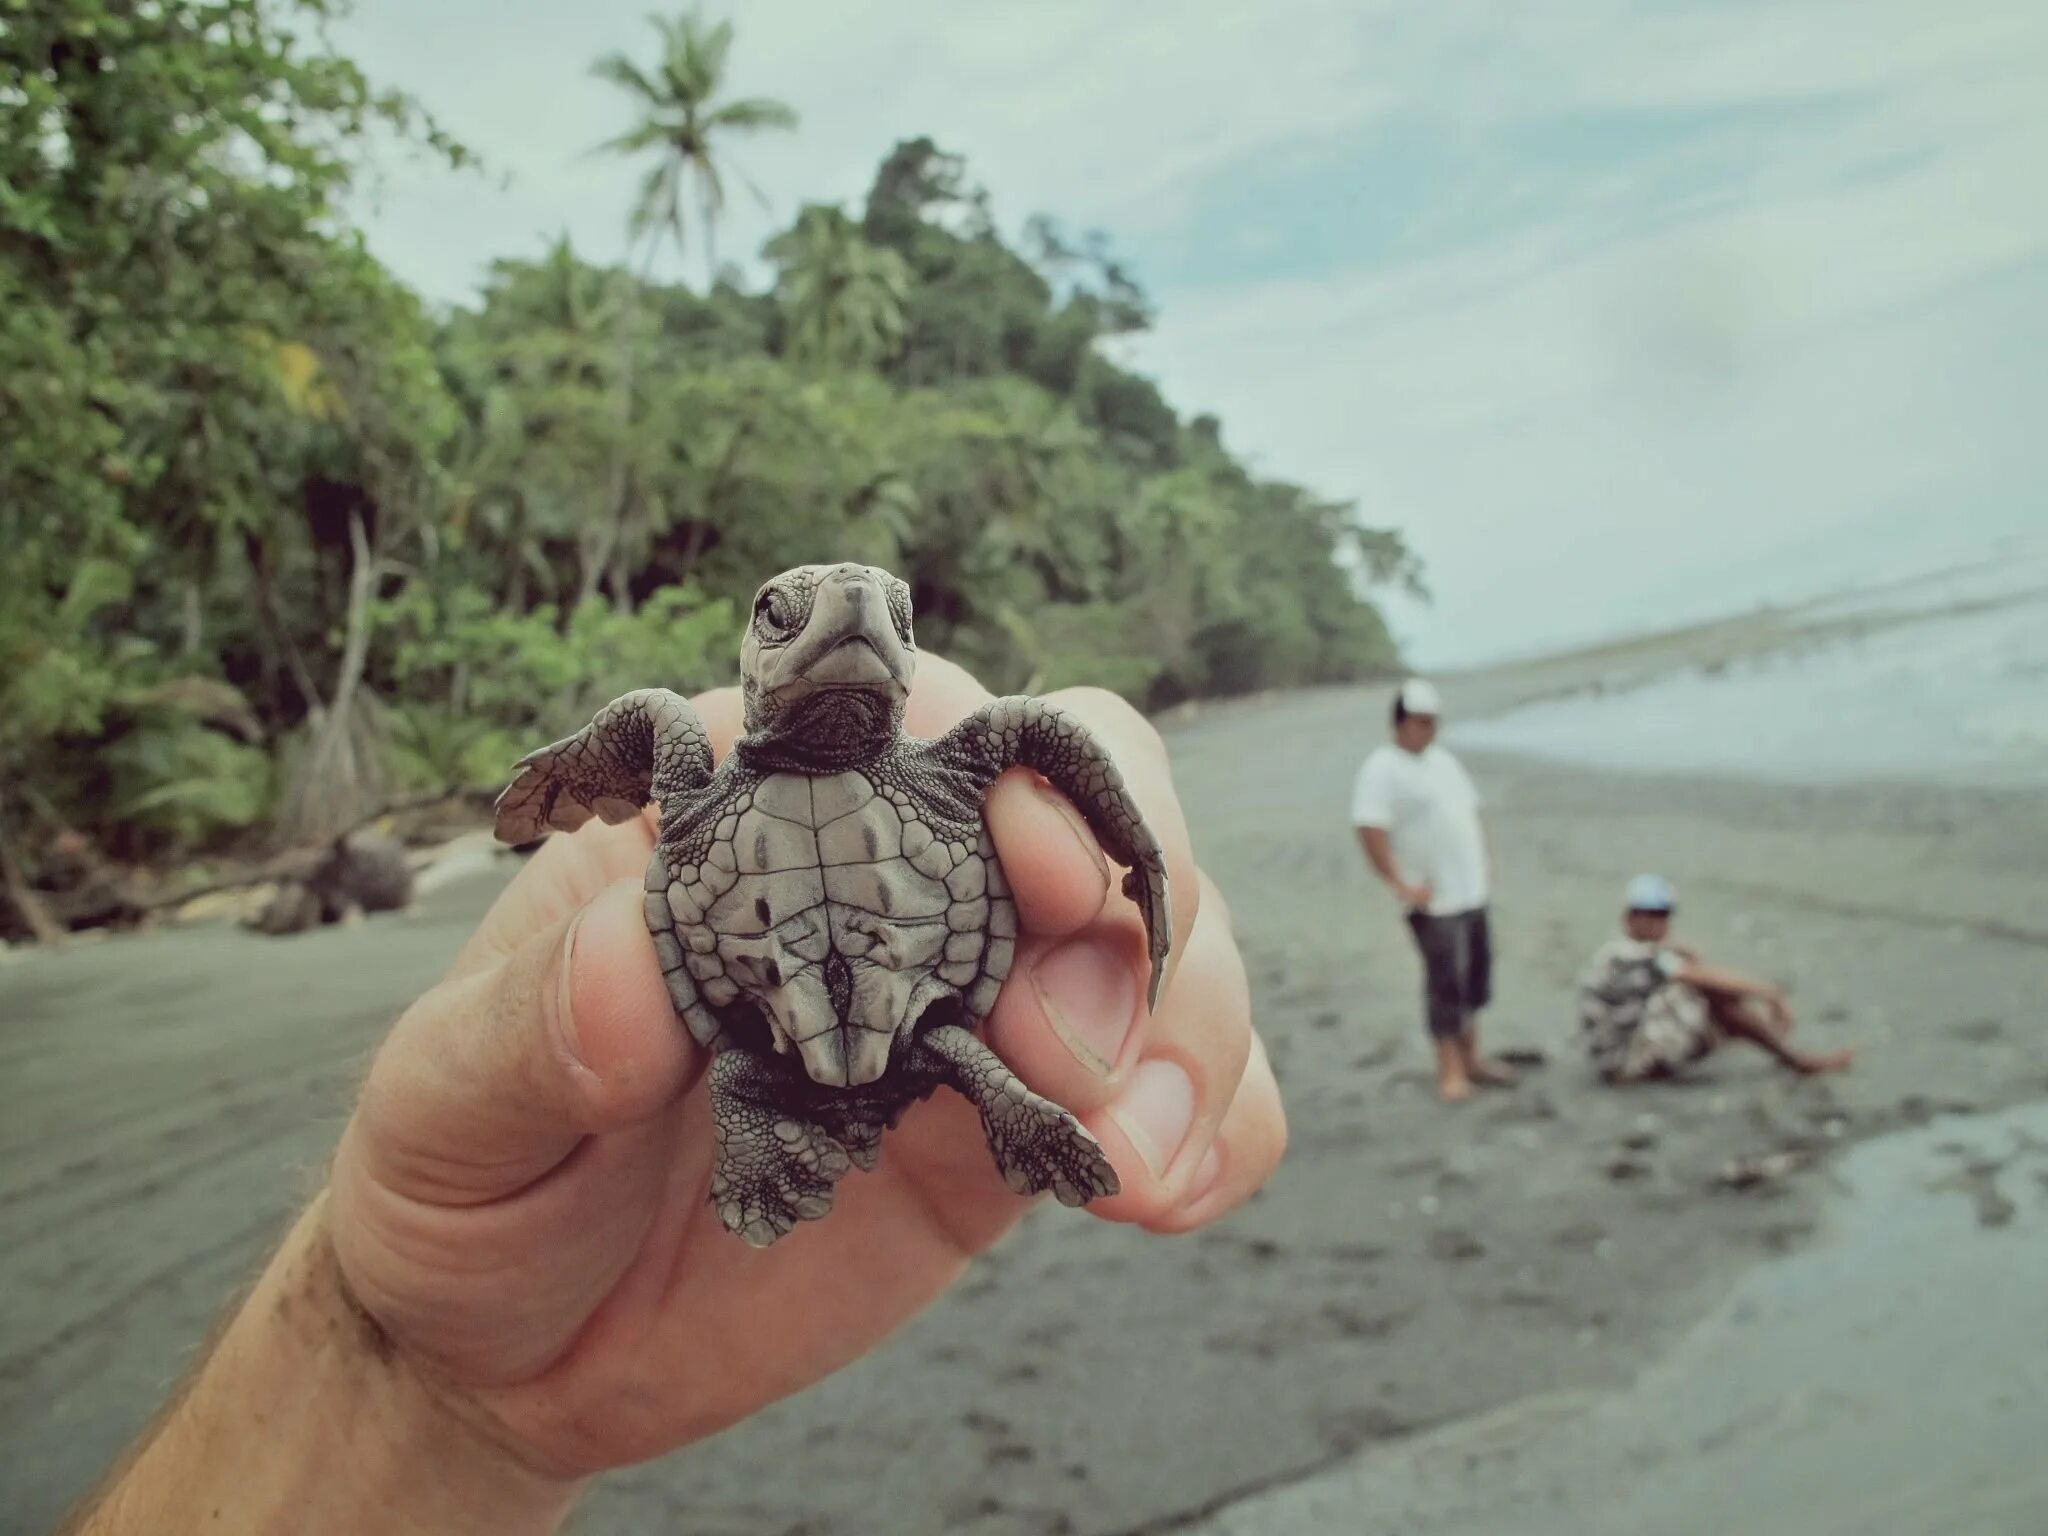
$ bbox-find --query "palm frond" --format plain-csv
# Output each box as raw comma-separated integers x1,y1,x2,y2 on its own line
682,155,727,221
684,16,736,95
727,158,772,214
707,96,800,132
628,160,685,250
592,11,797,271
589,120,672,158
588,52,664,105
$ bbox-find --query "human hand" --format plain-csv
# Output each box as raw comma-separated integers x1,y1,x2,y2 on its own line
1399,881,1434,911
325,654,1284,1483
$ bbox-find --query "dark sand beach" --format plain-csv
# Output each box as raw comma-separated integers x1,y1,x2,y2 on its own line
5,606,2046,1535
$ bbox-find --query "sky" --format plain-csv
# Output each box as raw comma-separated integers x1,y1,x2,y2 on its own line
331,0,2048,667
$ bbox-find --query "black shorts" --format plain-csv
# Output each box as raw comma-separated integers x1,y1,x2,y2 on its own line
1405,907,1493,1039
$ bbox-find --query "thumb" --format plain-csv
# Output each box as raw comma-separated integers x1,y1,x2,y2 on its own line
352,878,701,1204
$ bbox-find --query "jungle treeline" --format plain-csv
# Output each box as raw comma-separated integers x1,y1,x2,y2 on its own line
0,3,1420,937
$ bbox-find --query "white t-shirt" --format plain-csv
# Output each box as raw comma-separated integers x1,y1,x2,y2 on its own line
1350,743,1489,916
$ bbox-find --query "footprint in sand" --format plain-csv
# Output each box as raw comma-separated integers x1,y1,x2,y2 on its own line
1321,1242,1388,1264
1428,1228,1487,1262
1945,1017,2005,1044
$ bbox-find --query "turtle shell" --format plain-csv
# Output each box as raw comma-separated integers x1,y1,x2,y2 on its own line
642,767,1015,1088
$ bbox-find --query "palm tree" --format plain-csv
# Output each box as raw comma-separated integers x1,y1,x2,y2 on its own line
587,17,791,612
591,12,798,285
765,205,912,370
470,234,624,389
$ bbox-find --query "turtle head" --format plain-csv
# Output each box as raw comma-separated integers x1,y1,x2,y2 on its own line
740,563,917,758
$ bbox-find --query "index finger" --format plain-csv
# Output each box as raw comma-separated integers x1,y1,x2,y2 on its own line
985,686,1199,977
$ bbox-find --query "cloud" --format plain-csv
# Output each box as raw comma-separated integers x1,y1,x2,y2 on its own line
335,0,1398,292
333,0,2048,665
1123,1,2048,660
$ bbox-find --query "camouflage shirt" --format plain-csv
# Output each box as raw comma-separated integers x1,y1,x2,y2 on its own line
1578,937,1686,1073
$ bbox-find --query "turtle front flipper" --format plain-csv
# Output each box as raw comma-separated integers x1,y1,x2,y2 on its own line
494,688,714,845
707,1050,853,1247
924,698,1173,1008
909,1023,1120,1207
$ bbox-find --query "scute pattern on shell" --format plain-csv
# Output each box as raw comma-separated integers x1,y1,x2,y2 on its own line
645,753,1018,1082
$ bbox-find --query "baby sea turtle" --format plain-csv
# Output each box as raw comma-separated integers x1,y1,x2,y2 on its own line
494,563,1171,1245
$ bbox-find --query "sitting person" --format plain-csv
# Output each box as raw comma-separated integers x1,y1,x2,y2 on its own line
1579,874,1853,1082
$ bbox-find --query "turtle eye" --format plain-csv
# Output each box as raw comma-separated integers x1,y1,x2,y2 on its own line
888,581,914,644
755,586,795,634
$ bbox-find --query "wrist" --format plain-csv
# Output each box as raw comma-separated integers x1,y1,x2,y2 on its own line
69,1196,580,1536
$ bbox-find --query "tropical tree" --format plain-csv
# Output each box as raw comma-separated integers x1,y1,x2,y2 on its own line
438,238,643,608
587,13,797,625
591,10,799,282
766,205,912,370
2,33,1429,944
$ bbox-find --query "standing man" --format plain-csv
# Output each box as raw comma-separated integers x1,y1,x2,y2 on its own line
1353,679,1514,1102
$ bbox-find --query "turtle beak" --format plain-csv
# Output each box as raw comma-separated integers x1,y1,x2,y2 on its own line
781,567,912,700
804,635,894,686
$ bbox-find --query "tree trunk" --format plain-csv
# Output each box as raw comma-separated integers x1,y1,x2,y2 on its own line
501,496,531,612
331,508,375,718
608,537,635,614
594,264,643,613
677,519,712,581
701,187,719,292
0,789,65,946
245,529,323,713
181,579,203,655
576,516,620,611
278,509,381,846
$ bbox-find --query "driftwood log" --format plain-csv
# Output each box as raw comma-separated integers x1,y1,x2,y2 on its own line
1,790,488,944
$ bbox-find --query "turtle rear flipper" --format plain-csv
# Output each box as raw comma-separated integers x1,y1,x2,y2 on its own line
708,1051,854,1246
911,1023,1120,1206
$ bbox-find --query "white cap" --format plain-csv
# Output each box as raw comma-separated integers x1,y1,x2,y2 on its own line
1398,678,1443,716
1624,873,1677,912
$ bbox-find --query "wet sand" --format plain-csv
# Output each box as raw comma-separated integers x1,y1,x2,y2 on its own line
1196,1101,2048,1534
4,643,2047,1534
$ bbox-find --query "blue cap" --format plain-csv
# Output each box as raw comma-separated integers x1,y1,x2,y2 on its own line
1625,873,1676,912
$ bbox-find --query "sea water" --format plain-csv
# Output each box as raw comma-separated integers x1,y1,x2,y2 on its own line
1452,535,2048,788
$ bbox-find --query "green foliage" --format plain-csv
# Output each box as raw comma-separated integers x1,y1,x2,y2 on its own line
104,727,275,845
0,8,1420,933
376,586,735,792
766,205,912,371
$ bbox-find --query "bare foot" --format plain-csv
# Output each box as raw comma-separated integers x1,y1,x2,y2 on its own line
1793,1048,1854,1075
1467,1057,1519,1089
1438,1070,1473,1104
